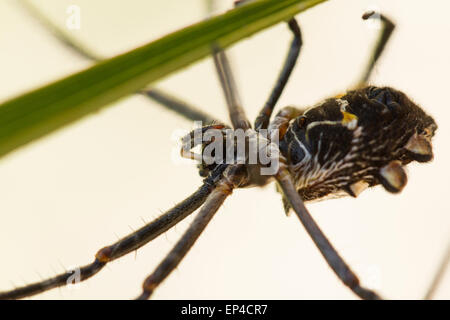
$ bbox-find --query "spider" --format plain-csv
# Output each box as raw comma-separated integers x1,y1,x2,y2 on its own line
0,0,447,300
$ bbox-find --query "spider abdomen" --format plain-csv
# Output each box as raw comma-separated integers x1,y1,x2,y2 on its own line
279,86,437,203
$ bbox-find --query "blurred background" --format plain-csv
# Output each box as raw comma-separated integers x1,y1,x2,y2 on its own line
0,0,448,299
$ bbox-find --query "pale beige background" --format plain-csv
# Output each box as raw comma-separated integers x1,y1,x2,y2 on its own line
0,0,448,299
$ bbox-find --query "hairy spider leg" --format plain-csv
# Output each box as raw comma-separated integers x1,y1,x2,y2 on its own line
0,164,229,299
137,165,247,299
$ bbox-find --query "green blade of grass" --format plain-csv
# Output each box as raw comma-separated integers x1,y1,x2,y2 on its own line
0,0,326,159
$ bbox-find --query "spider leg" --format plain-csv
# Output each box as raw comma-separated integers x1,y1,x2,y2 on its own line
217,2,302,131
16,0,103,62
424,241,450,300
212,47,251,130
17,0,218,124
137,165,247,299
0,166,229,299
140,88,217,124
275,166,381,300
357,11,395,86
254,18,302,130
208,1,251,130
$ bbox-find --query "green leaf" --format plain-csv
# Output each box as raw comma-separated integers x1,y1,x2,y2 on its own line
0,0,326,159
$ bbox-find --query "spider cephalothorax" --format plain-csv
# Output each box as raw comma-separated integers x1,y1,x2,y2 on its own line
279,86,437,204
